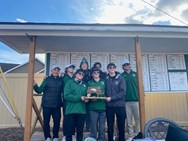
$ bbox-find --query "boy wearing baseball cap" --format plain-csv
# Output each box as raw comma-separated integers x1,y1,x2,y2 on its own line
63,69,88,141
87,67,106,141
33,66,63,141
121,60,140,141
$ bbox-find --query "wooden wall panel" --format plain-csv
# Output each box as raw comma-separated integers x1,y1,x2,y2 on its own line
145,93,188,125
0,74,44,127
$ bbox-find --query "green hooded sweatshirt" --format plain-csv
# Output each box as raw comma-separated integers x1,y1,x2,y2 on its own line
64,79,87,115
121,70,139,101
63,73,74,87
87,79,106,111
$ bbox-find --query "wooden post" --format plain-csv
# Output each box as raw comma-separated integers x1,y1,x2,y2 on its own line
135,37,146,132
24,36,36,141
32,97,43,127
31,104,42,135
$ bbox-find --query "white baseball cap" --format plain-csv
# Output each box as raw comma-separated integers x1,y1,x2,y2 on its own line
51,66,61,70
65,64,75,69
122,60,130,66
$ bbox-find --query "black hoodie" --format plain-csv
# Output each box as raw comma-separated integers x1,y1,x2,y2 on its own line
105,72,126,107
79,58,91,83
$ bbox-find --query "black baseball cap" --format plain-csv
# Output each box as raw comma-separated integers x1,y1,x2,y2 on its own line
74,69,84,75
91,67,100,74
107,63,116,69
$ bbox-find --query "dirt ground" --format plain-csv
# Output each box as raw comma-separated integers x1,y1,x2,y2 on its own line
0,127,43,141
0,127,24,141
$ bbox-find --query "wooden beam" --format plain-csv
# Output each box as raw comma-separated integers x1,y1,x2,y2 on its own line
135,37,146,132
32,97,43,128
31,94,43,135
31,104,42,136
24,36,36,141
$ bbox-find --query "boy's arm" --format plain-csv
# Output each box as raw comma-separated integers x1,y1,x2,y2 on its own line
33,80,46,94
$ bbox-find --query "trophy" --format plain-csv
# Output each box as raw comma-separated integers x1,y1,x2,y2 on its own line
86,86,106,100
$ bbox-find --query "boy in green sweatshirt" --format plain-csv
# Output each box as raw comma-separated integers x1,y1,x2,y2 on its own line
87,67,106,141
121,60,140,141
63,69,88,141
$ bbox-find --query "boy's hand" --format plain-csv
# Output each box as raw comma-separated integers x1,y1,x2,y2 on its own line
33,80,37,86
106,97,111,102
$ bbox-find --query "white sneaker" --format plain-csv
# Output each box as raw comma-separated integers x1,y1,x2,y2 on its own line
72,135,76,141
85,132,90,138
53,138,58,141
113,133,117,141
61,135,76,141
45,137,51,141
85,137,96,141
62,136,65,141
126,137,133,141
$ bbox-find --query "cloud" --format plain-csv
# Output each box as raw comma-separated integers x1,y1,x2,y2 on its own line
152,20,171,25
181,9,188,21
16,18,27,23
125,15,143,24
155,0,188,25
95,0,140,23
156,0,187,10
94,0,188,25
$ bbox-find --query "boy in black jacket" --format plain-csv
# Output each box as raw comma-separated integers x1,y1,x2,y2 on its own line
105,63,126,141
33,66,64,141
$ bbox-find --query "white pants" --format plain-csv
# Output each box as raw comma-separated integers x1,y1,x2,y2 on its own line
126,101,140,137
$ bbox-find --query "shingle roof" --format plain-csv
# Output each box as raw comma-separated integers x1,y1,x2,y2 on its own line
0,63,20,72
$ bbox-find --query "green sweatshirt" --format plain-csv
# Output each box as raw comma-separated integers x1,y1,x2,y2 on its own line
121,70,139,101
64,79,87,115
62,73,74,97
63,73,74,87
87,79,106,111
33,80,46,94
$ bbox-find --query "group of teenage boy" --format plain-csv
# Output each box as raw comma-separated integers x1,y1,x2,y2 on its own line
33,57,140,141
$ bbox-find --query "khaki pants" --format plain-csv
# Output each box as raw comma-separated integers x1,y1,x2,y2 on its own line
126,101,140,138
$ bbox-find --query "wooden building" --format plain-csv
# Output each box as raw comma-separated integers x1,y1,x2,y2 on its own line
0,22,188,141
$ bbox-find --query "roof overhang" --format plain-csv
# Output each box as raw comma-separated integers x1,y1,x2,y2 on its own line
0,22,188,53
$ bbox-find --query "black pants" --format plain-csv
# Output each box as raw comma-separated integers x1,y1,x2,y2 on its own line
62,100,66,135
63,114,86,141
85,103,90,132
106,107,126,141
43,107,61,139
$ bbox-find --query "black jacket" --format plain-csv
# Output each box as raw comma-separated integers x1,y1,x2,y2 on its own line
34,75,64,108
105,72,126,107
82,69,91,83
100,70,107,80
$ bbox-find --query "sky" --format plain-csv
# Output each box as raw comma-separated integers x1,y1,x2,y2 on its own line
0,0,188,64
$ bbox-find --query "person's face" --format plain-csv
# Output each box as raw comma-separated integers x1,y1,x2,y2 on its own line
107,66,116,74
92,71,100,79
81,63,88,70
123,64,131,71
75,72,84,80
51,69,60,77
95,65,101,70
67,66,75,73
